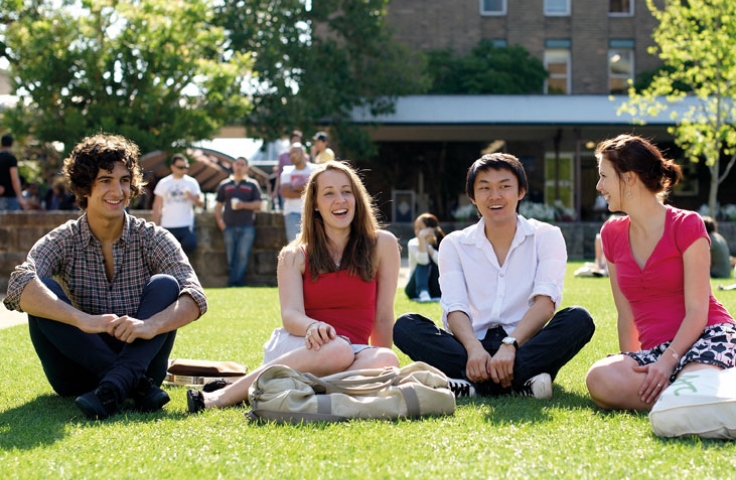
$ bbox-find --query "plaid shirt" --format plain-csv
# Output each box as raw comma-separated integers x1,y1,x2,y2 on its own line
3,212,207,318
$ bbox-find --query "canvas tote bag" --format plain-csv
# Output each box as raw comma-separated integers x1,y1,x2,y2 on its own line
246,361,456,423
650,368,736,439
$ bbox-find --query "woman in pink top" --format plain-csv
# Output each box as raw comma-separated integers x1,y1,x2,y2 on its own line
586,134,736,411
187,161,401,412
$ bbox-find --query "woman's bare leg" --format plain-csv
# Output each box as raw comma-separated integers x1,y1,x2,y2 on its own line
348,347,399,370
202,338,355,409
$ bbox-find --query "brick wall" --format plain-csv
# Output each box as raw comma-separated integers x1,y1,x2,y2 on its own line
0,210,286,293
5,212,732,293
386,0,661,95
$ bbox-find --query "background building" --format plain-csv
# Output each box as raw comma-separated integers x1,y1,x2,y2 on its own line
350,0,721,223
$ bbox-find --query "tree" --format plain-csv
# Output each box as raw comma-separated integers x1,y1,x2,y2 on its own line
620,0,736,217
1,0,252,156
425,41,547,94
212,0,426,159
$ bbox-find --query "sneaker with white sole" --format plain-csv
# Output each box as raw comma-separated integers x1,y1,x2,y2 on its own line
516,373,553,399
416,290,432,303
447,378,476,398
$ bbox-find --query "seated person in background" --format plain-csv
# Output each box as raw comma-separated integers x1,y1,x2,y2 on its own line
701,215,731,279
44,177,77,210
21,182,42,210
405,212,444,302
3,134,207,420
586,134,736,411
394,153,595,399
187,160,401,412
574,233,609,278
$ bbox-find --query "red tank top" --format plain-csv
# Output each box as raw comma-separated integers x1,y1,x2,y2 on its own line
302,255,377,344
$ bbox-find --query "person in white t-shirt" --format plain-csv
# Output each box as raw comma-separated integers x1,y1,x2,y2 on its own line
394,153,595,399
280,143,317,243
152,154,204,253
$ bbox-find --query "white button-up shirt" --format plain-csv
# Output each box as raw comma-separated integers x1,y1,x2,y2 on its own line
439,215,566,338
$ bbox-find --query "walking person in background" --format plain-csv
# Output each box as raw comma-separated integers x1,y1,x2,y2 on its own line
187,161,401,412
152,153,204,253
3,134,207,420
273,130,304,211
214,157,263,287
394,153,595,399
280,142,317,243
586,134,736,411
0,134,27,211
405,212,444,302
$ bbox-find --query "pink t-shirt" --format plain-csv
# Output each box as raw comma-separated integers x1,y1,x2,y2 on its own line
601,206,733,349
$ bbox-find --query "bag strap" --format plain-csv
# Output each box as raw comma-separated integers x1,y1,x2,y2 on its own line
302,369,398,395
398,384,421,418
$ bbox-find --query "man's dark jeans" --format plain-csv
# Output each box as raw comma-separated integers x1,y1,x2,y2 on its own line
27,275,179,398
394,306,595,395
166,226,197,253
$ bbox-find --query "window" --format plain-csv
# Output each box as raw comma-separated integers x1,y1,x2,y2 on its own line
544,49,570,94
545,152,574,212
609,0,633,16
545,0,570,16
609,49,634,94
480,0,507,16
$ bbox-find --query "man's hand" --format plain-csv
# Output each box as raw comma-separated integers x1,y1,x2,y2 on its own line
77,313,119,334
489,344,516,388
465,346,493,382
108,316,156,343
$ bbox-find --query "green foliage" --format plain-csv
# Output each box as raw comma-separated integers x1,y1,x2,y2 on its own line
425,41,547,94
620,0,736,217
2,266,736,478
213,0,426,159
1,0,252,155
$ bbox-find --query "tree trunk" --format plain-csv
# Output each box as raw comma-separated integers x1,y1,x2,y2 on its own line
709,159,720,217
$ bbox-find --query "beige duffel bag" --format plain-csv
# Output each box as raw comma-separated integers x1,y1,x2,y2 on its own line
246,361,456,423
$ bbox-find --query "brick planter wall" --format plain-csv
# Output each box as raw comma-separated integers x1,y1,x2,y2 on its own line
4,212,735,293
384,220,736,266
0,210,287,292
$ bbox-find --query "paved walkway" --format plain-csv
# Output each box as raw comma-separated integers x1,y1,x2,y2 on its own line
0,259,411,331
0,295,27,330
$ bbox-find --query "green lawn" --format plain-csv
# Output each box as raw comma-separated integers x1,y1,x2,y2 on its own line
2,262,736,479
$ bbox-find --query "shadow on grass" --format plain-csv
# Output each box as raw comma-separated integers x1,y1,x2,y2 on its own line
0,394,75,450
0,394,190,450
466,385,601,425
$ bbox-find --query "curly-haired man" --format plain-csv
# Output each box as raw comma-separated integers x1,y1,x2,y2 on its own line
4,133,207,420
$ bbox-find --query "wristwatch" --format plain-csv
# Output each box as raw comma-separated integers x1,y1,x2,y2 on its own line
501,336,519,350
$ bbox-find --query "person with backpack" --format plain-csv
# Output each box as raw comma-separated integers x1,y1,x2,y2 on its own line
187,160,401,412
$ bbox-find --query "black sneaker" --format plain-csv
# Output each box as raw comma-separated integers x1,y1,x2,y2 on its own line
187,389,206,414
132,376,170,412
75,383,121,420
447,378,477,398
202,379,232,393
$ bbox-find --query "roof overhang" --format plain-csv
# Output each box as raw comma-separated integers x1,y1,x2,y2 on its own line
351,95,698,144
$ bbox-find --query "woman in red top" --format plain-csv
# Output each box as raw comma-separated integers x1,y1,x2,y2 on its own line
188,161,400,412
586,134,736,411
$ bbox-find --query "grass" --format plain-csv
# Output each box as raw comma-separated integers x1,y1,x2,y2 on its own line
2,261,736,479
